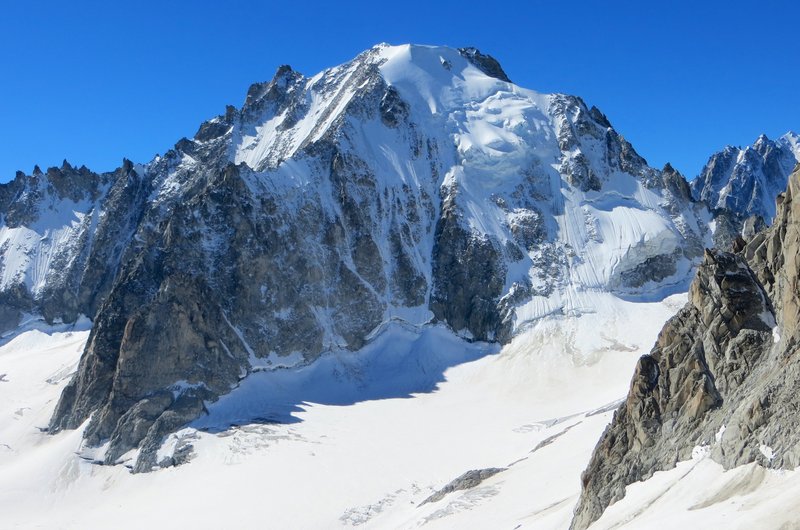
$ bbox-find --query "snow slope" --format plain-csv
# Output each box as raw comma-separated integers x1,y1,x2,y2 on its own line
0,294,713,529
8,292,797,530
593,452,800,529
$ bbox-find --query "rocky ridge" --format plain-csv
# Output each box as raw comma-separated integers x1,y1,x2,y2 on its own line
572,164,800,529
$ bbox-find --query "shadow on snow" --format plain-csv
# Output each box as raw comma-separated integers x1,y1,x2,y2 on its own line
191,323,500,431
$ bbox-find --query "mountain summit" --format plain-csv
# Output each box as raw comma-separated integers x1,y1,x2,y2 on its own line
0,44,709,471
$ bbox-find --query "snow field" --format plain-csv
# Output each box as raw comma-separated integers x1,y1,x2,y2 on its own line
0,293,736,530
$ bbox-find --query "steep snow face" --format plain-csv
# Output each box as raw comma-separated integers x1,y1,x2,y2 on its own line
691,132,800,224
591,456,800,529
0,198,95,296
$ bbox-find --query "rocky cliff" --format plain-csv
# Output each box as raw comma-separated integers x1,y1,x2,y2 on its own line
1,44,709,471
572,164,800,529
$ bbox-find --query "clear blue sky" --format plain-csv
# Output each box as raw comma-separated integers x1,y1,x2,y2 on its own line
1,0,798,183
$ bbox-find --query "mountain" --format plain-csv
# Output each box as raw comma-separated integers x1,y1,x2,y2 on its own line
0,44,710,472
572,165,800,529
690,132,800,248
0,162,131,333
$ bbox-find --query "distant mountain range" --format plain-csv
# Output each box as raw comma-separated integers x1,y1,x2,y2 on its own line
691,132,799,247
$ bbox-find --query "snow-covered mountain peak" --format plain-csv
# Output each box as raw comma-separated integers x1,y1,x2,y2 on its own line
375,43,513,96
4,44,709,339
148,44,709,345
368,43,511,82
224,43,662,195
780,130,800,158
691,132,800,231
2,43,713,472
4,42,800,530
227,43,526,172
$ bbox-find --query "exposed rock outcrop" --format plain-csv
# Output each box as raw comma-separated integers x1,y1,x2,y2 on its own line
430,189,507,342
457,47,511,82
419,468,506,506
572,166,800,530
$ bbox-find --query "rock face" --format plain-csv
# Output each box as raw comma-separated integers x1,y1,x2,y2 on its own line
1,44,709,471
572,166,800,530
419,467,506,505
691,132,799,248
457,47,511,82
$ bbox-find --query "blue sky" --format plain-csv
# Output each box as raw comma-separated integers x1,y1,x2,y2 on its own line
1,0,798,182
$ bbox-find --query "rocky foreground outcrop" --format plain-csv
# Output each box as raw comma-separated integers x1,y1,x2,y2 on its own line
572,165,800,529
